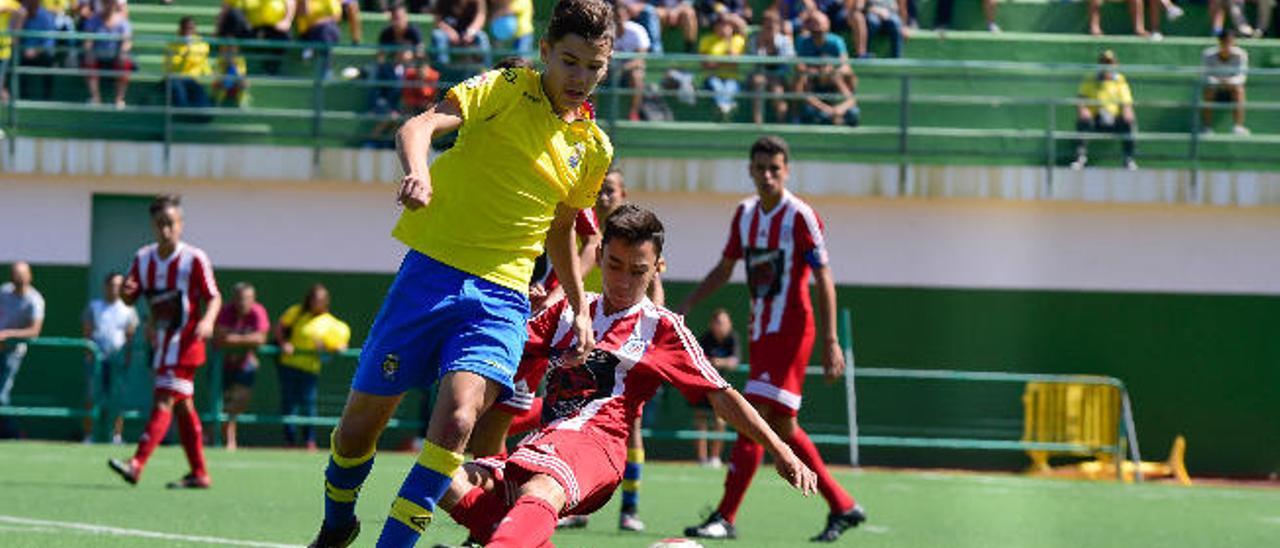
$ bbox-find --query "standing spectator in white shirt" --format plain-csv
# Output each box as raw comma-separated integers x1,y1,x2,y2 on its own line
0,262,45,438
81,271,139,444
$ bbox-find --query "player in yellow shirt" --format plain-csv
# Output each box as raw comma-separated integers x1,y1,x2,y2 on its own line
308,1,617,547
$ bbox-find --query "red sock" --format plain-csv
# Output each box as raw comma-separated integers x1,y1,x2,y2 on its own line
508,398,543,438
716,435,764,523
485,495,557,548
133,399,173,472
175,401,208,478
448,487,508,543
786,427,855,513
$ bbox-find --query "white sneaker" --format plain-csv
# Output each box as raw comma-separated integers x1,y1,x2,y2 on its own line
111,434,124,445
556,515,589,529
1069,156,1088,170
707,456,723,469
1124,157,1138,171
618,512,645,532
1166,4,1184,21
988,22,1001,33
1150,31,1164,41
1232,125,1251,136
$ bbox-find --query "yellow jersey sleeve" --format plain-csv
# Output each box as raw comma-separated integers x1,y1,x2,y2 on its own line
564,123,612,209
448,69,523,124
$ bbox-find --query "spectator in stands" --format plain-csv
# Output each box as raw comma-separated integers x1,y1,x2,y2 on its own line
650,0,698,52
1210,0,1269,38
611,0,651,121
211,42,250,107
618,0,662,53
81,0,133,108
747,10,794,124
296,0,346,66
213,282,269,451
933,0,999,33
857,0,907,58
20,0,58,100
693,308,738,468
697,0,750,32
164,17,214,114
81,272,138,445
217,0,252,39
699,14,745,121
1145,0,1184,40
807,0,860,56
1071,49,1137,170
368,47,440,143
432,0,492,66
275,283,350,450
490,0,535,55
377,2,422,64
1201,29,1249,135
1087,0,1148,36
0,262,45,439
795,11,859,126
342,0,363,44
244,0,296,75
0,0,28,103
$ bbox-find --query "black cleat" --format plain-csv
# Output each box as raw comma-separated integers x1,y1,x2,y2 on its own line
165,473,211,489
683,510,736,539
309,519,360,548
810,505,867,542
108,458,139,485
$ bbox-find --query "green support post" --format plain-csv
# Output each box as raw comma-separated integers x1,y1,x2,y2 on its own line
838,308,859,466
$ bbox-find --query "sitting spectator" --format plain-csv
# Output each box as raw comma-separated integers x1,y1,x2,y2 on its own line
1210,0,1263,37
0,262,44,439
858,0,907,58
650,0,698,52
243,0,295,75
342,0,363,44
692,308,738,468
933,0,999,32
1087,0,1148,36
376,1,422,64
618,0,661,53
213,282,269,451
432,0,491,66
80,272,137,445
81,0,133,108
1145,0,1184,39
612,0,651,121
747,9,794,124
296,0,345,65
211,43,250,107
21,0,58,100
697,0,750,32
368,48,439,142
164,17,214,114
490,0,535,55
698,14,745,120
0,0,26,103
1201,29,1249,135
1071,49,1137,170
795,11,859,126
274,283,350,450
807,0,860,56
217,0,252,38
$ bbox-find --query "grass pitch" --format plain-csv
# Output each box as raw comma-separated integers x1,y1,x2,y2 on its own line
0,441,1276,547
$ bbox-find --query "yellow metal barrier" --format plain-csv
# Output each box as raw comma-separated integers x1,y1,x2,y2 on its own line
1022,381,1122,473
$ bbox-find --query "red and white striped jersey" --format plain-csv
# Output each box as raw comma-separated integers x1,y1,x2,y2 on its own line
504,293,729,444
722,190,828,341
125,242,220,369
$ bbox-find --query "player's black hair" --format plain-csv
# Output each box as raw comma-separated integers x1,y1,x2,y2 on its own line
178,16,195,30
710,307,731,320
749,135,790,164
602,204,664,256
232,281,255,295
493,56,535,70
546,0,616,46
149,194,182,216
104,271,123,283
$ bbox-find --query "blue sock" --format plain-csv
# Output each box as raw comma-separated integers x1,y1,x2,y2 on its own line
375,440,463,548
621,447,643,514
323,443,376,529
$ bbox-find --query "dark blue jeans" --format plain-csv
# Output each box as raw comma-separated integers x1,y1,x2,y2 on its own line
278,365,318,446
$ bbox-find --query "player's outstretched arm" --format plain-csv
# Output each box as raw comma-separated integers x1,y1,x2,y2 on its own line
813,264,846,382
394,96,464,210
546,203,594,363
677,257,735,315
708,388,817,496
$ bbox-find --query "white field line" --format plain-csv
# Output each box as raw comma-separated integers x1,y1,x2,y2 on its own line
0,515,300,547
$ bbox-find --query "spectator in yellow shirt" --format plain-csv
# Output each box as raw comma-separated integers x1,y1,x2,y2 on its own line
296,0,343,59
242,0,296,75
1071,49,1137,170
165,17,214,113
698,15,744,120
274,283,350,449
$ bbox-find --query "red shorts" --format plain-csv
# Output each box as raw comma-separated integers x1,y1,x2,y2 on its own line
743,328,815,417
154,364,198,398
82,57,137,74
473,429,622,516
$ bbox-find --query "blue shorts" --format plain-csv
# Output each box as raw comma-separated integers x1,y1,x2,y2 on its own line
353,250,530,400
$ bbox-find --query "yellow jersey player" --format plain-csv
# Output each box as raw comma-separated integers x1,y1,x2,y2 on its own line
308,1,616,546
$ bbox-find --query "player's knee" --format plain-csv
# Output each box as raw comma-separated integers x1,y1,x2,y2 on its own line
518,474,568,511
765,412,797,437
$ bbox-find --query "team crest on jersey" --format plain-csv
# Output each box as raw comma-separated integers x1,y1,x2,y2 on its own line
621,335,648,357
381,354,401,380
567,142,586,170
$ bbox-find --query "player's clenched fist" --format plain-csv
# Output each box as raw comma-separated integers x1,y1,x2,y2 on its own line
775,450,818,496
398,172,433,210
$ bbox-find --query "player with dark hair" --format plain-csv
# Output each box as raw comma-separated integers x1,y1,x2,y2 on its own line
437,204,818,548
681,135,868,542
307,1,617,547
108,194,222,490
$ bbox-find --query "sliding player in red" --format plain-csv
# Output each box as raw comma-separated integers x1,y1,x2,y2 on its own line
680,136,867,542
439,204,818,547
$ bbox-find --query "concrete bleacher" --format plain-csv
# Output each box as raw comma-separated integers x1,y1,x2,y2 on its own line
8,0,1280,169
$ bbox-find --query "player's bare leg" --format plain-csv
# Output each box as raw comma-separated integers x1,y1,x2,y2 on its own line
310,389,403,548
376,371,500,546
